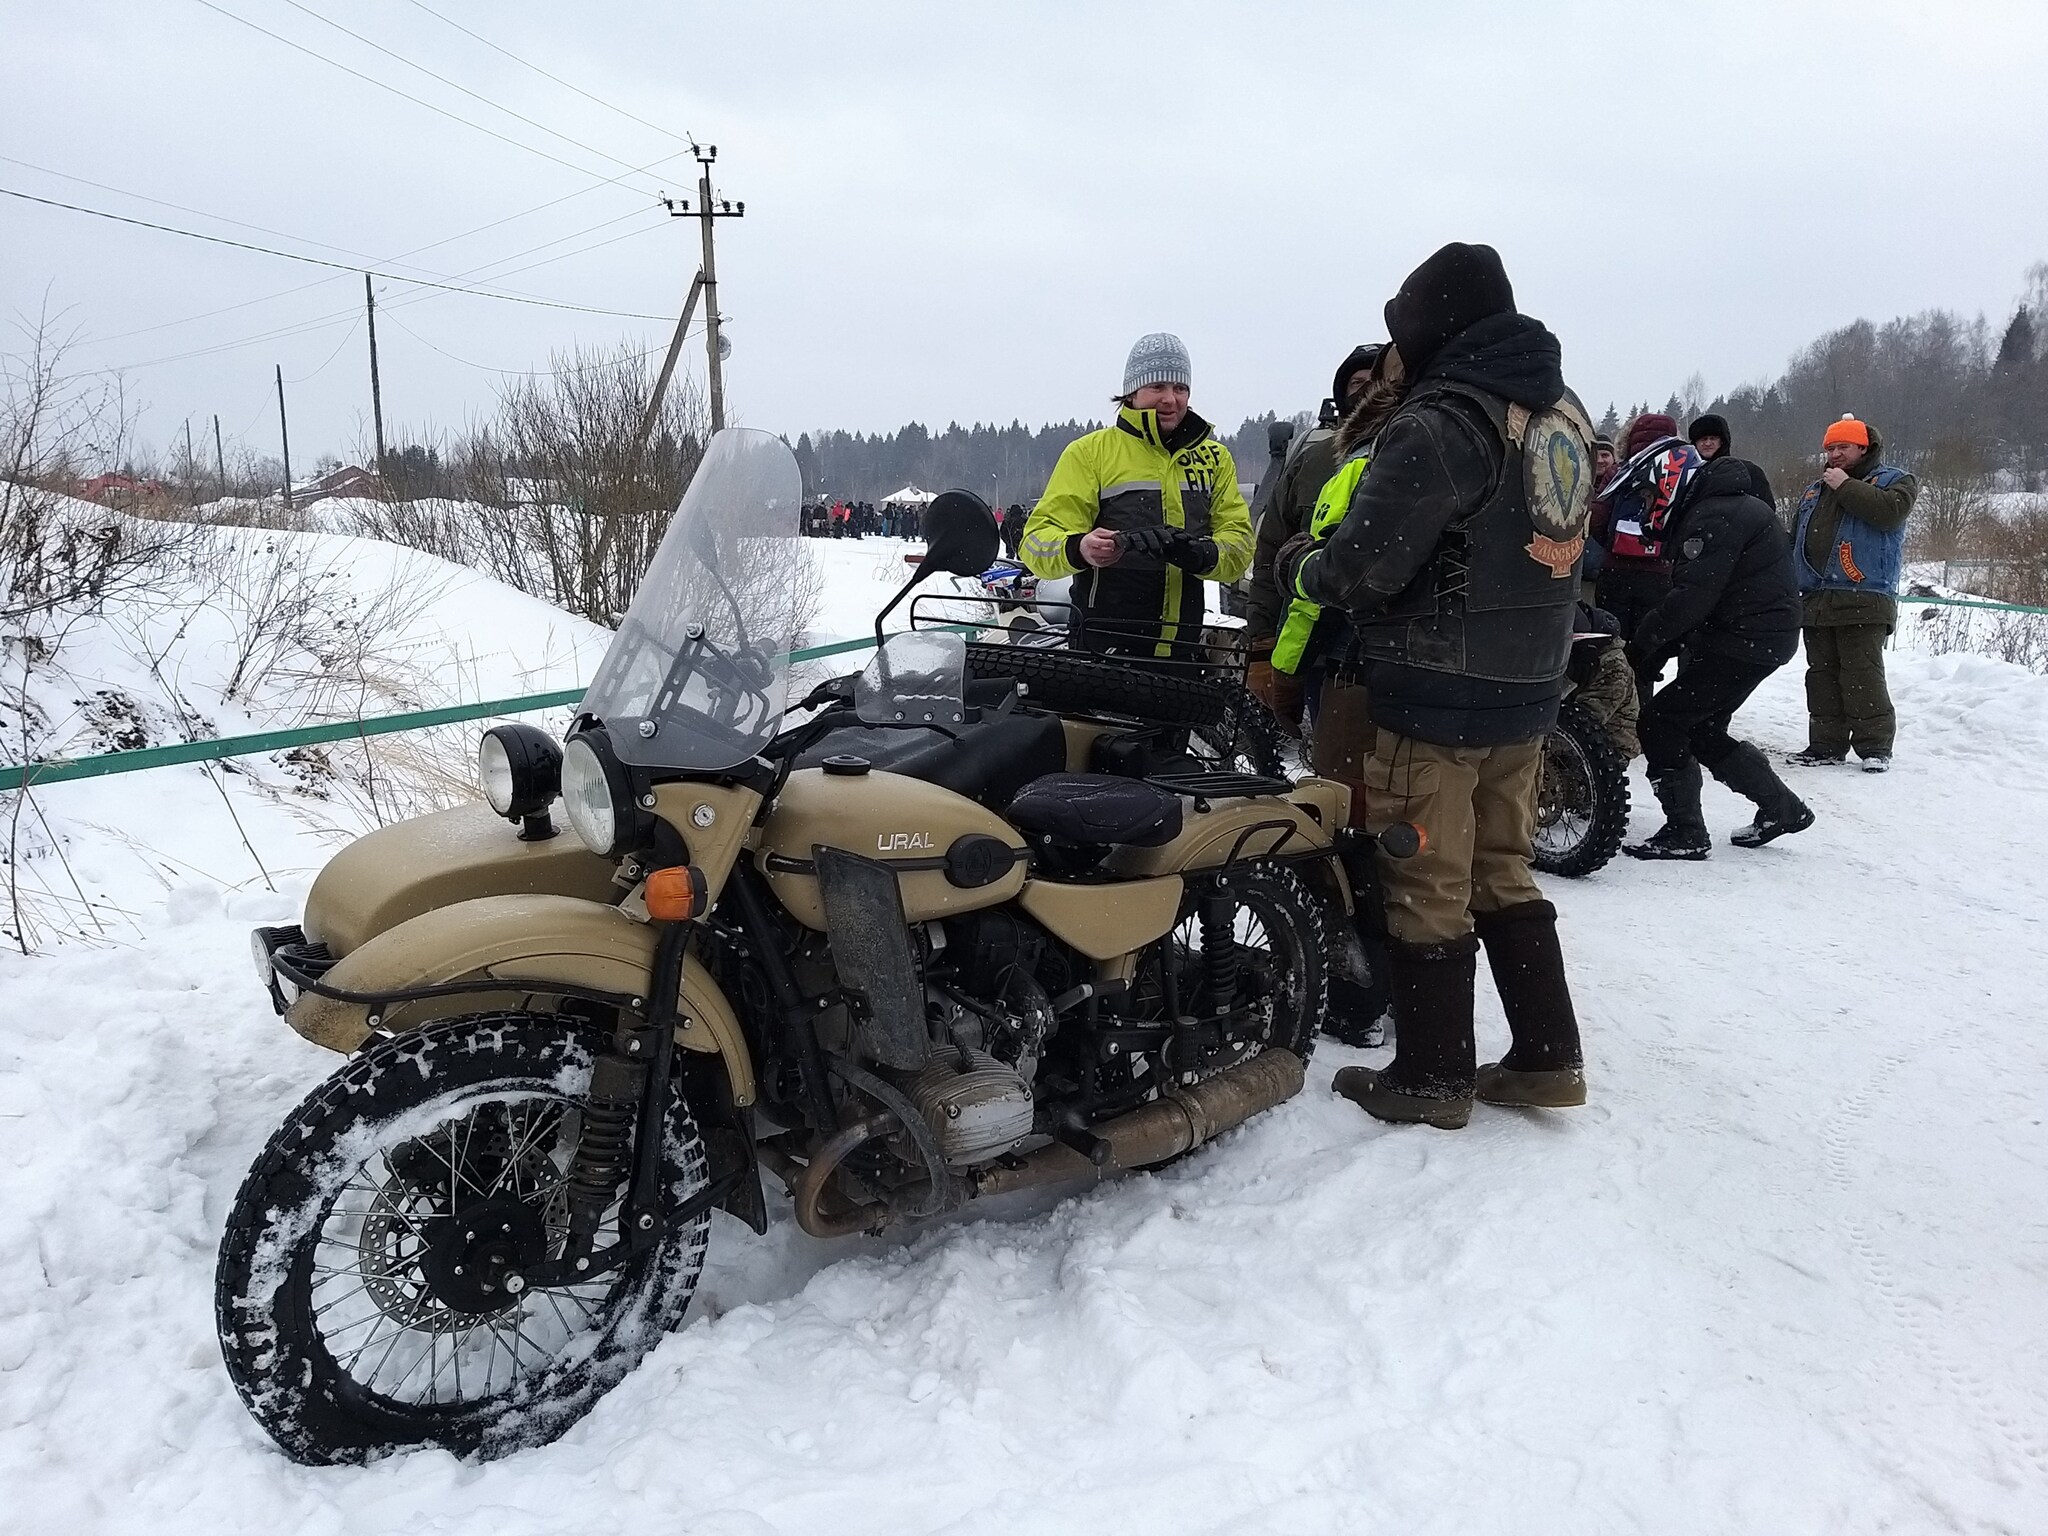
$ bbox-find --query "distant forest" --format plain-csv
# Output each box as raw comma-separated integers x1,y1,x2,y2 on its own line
800,264,2048,511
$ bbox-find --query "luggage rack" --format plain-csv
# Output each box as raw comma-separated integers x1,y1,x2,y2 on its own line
905,592,1255,683
1144,769,1292,800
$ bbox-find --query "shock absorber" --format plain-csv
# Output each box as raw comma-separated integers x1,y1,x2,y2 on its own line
564,1053,646,1242
1198,884,1240,1013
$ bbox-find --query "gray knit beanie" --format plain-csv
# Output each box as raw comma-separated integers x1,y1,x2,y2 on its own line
1121,332,1191,396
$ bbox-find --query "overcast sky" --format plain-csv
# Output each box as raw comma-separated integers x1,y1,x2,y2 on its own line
6,0,2047,469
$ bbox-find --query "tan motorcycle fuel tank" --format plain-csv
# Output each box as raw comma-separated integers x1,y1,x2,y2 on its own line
758,766,1028,930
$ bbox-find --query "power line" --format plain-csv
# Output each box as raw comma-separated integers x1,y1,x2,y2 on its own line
283,316,362,384
77,205,655,349
97,216,669,373
402,0,695,150
0,152,415,274
2,186,668,319
380,310,678,377
188,0,660,193
275,0,656,181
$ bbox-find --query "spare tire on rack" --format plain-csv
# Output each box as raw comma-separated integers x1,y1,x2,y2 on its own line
964,643,1282,777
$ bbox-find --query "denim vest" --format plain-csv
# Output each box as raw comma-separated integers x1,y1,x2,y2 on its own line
1793,465,1908,595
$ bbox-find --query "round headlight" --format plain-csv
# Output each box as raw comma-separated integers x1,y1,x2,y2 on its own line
478,732,515,815
477,723,562,821
561,735,623,856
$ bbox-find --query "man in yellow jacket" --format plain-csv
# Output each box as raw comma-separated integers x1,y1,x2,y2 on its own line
1020,333,1254,658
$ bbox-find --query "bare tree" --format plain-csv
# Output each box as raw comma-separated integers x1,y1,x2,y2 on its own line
2,307,191,632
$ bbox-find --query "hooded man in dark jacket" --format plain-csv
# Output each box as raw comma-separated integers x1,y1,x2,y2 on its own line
1622,450,1813,858
1687,412,1776,507
1276,242,1594,1128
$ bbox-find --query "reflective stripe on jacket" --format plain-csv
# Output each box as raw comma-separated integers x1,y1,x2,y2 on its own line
1019,406,1253,656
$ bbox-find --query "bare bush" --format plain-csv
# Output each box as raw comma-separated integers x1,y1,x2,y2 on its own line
335,345,711,625
1908,442,1995,563
2,310,193,631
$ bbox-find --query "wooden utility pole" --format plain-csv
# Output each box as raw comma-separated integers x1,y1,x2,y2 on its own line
635,270,705,459
275,364,294,514
660,144,743,432
183,419,196,505
213,414,227,500
364,273,387,484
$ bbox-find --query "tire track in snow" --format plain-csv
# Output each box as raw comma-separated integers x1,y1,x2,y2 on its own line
1818,1009,2048,1490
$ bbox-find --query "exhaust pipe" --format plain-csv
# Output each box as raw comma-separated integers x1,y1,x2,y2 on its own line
970,1048,1305,1199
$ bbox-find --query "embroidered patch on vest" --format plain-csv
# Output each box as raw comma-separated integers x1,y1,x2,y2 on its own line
1520,405,1594,556
1838,541,1866,583
1526,531,1584,577
1682,537,1704,560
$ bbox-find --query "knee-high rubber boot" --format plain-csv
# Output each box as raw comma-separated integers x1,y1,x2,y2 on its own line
1332,934,1476,1129
1624,759,1710,860
1711,741,1815,849
1474,900,1587,1108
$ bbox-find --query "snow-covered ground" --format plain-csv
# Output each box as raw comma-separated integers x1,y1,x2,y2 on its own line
2,532,2045,1533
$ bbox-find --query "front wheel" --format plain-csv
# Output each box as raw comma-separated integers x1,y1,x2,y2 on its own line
1532,698,1631,877
215,1013,711,1465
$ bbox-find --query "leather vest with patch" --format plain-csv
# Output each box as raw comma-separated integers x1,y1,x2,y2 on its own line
1352,380,1590,684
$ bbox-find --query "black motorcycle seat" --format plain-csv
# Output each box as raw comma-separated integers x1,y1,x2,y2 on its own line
795,709,1066,810
1006,773,1184,848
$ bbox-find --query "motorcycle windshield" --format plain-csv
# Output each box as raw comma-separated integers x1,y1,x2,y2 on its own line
578,428,806,770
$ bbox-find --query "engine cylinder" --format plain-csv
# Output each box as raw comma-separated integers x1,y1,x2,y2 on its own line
905,1048,1035,1168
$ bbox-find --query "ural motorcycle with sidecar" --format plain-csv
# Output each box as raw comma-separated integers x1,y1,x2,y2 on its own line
220,429,1408,1464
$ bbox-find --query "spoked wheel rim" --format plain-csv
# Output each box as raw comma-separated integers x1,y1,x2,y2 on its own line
308,1088,620,1411
1534,730,1596,859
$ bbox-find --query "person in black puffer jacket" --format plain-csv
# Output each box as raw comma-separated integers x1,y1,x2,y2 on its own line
1623,449,1813,859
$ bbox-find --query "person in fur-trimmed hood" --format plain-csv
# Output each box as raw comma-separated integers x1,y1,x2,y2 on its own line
1244,343,1385,739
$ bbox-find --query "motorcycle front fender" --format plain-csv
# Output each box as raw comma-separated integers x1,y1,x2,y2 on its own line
285,893,757,1107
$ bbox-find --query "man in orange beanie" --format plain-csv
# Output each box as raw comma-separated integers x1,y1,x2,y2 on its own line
1788,415,1917,770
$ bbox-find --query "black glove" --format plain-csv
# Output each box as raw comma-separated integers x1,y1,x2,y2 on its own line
1116,525,1177,562
1165,533,1218,572
1273,530,1316,600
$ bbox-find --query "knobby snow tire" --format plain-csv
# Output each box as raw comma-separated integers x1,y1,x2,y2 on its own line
1532,698,1632,878
215,1012,711,1466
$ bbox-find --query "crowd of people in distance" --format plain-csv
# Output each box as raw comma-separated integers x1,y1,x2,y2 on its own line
801,498,1034,549
800,499,924,539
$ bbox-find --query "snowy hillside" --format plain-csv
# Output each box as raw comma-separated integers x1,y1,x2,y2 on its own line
1,532,2045,1533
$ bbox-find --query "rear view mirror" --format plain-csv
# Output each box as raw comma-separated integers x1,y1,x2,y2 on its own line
918,490,999,579
1268,420,1297,458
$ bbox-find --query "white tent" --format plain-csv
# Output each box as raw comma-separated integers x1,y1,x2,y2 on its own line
880,484,936,505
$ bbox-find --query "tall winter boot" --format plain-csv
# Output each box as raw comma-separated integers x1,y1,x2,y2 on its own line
1474,901,1587,1108
1712,741,1816,849
1332,934,1476,1129
1624,760,1710,860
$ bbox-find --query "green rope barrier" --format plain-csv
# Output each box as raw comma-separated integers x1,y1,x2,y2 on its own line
6,598,2042,794
0,630,903,793
1901,592,2048,618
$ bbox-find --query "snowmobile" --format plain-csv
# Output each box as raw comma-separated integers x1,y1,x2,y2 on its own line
220,428,1411,1465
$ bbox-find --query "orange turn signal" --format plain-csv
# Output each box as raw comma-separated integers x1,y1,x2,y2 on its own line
646,865,707,922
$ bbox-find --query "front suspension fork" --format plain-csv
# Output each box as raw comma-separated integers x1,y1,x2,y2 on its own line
560,921,689,1267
